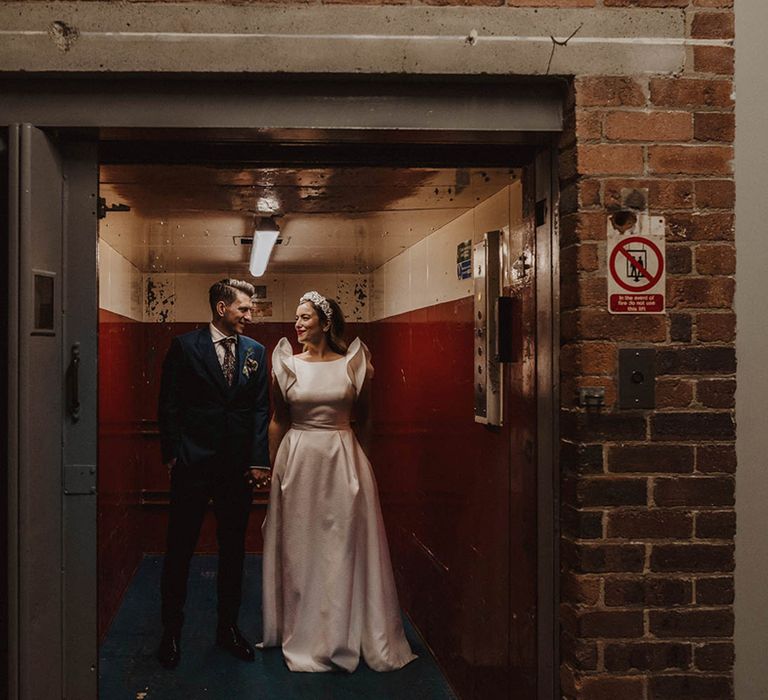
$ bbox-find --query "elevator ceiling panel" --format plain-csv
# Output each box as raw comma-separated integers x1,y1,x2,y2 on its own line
99,166,519,273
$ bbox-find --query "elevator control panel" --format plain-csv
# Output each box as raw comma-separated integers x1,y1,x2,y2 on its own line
619,348,656,409
474,230,503,426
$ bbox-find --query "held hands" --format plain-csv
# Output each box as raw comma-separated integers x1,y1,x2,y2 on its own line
246,467,271,489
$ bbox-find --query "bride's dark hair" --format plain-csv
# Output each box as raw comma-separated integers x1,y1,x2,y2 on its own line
305,297,347,355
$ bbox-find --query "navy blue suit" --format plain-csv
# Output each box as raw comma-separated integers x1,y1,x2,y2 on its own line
158,327,269,632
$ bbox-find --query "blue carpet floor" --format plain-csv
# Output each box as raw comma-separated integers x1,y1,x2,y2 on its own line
99,556,457,700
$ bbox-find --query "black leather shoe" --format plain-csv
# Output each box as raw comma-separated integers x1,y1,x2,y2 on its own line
216,624,255,662
157,629,181,669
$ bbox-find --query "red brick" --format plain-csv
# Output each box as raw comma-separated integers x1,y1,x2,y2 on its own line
697,378,735,408
563,308,667,341
608,445,694,474
562,540,645,573
576,77,646,108
576,109,602,140
561,342,616,375
691,11,734,39
697,444,736,473
561,632,598,671
670,313,693,342
694,45,734,75
650,78,733,108
561,442,604,475
562,504,604,538
607,509,692,539
656,379,694,408
695,180,734,209
578,477,648,507
666,245,693,274
507,0,594,5
561,276,607,309
562,410,647,442
694,112,735,142
696,575,734,604
650,609,734,638
695,510,735,538
655,476,734,506
667,277,734,309
578,676,645,700
604,110,692,142
695,244,735,275
579,145,644,175
656,346,735,374
694,641,734,671
605,0,687,4
667,212,734,241
560,211,608,244
649,179,695,209
604,641,691,672
649,145,733,175
696,312,735,341
650,674,733,699
651,544,734,572
604,576,692,607
562,572,602,606
578,610,645,638
579,179,602,207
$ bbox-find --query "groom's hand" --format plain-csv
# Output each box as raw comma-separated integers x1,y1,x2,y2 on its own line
246,467,271,489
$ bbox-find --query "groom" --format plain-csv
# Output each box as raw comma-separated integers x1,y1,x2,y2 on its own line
156,278,271,669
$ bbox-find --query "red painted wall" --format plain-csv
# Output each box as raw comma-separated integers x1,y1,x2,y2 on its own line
368,297,537,699
97,299,534,698
98,309,145,640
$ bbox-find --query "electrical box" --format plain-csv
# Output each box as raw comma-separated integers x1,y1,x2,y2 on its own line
474,230,503,426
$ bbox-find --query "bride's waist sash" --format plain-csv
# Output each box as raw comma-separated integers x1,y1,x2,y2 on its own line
290,421,351,432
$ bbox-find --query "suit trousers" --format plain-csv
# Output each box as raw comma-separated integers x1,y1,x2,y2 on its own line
161,459,253,632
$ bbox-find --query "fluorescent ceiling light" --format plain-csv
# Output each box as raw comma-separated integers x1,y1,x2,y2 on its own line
249,217,279,277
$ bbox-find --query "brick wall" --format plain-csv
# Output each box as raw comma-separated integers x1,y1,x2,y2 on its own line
557,3,735,698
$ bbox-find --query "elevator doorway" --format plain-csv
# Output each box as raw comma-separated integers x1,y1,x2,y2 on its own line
5,79,561,700
96,152,541,700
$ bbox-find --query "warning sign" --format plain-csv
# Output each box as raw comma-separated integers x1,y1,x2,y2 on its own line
607,216,665,314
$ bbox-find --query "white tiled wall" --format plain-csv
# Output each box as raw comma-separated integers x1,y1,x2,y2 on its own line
142,272,371,323
98,239,143,321
370,185,516,321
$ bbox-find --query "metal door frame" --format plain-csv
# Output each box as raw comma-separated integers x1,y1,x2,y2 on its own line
3,76,562,700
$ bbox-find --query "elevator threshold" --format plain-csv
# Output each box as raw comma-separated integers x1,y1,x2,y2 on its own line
99,555,456,700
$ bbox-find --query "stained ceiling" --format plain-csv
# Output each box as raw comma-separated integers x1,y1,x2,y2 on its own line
99,165,519,273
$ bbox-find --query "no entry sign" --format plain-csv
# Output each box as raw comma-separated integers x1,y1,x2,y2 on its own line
607,220,666,314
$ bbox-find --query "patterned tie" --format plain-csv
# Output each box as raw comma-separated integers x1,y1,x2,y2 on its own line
221,337,236,386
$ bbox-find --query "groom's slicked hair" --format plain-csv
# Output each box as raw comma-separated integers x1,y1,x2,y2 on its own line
209,278,256,315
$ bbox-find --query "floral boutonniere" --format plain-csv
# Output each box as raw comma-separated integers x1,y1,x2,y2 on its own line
243,351,259,379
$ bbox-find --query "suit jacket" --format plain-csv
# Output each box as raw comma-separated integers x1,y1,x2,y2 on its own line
158,327,270,470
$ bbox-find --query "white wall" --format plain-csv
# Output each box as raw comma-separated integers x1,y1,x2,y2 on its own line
142,272,370,323
98,239,143,321
735,2,768,697
371,183,521,320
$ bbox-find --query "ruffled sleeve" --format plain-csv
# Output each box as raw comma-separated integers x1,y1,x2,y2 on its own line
346,337,374,395
271,337,297,399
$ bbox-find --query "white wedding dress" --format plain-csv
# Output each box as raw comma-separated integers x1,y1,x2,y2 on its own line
259,337,417,672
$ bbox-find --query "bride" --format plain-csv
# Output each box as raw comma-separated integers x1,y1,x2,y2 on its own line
259,291,416,673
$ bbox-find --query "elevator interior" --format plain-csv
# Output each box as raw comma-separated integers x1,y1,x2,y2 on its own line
95,138,540,699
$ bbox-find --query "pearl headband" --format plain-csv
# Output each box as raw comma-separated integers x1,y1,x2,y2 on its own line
299,291,333,320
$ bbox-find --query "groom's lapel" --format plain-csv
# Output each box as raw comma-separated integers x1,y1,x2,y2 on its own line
196,328,229,396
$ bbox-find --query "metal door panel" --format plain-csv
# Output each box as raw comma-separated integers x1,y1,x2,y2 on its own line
7,127,98,700
14,124,64,700
61,141,98,699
